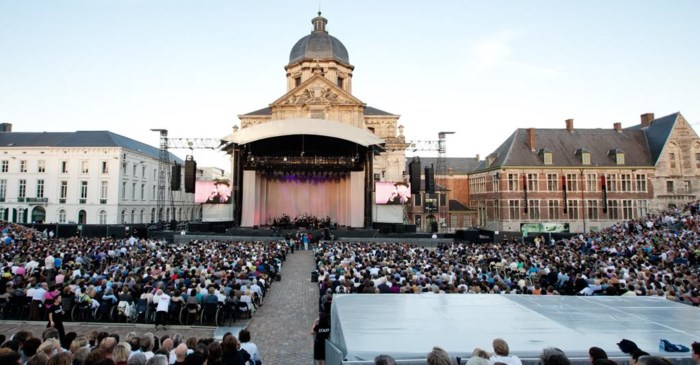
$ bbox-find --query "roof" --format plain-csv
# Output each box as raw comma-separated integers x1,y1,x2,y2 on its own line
406,157,480,175
473,127,652,172
241,107,272,116
625,112,679,165
289,13,350,66
0,131,182,163
364,106,396,116
448,199,470,211
222,118,384,147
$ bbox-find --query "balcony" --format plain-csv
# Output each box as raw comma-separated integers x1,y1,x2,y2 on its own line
0,197,4,202
79,199,86,204
17,197,25,202
100,199,107,204
59,199,66,204
25,197,48,205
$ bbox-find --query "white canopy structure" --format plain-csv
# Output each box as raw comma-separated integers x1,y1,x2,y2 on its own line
223,118,385,147
329,294,700,363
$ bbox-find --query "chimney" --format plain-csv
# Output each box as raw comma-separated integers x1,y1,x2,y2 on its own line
613,122,622,132
0,123,12,132
640,113,655,127
527,128,536,151
565,119,574,132
475,154,480,161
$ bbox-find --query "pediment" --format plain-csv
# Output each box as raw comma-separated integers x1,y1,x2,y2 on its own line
271,75,364,107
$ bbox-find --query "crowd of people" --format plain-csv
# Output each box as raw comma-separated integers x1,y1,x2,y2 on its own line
0,327,261,365
313,202,700,302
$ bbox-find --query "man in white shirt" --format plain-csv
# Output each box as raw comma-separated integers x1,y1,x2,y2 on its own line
153,288,171,331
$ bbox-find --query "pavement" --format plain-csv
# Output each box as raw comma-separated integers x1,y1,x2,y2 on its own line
0,249,318,365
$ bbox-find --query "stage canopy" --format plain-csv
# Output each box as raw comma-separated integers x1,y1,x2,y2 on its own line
330,294,700,362
223,118,385,147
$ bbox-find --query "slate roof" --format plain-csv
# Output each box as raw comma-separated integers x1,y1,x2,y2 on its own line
0,131,183,163
448,199,471,211
625,112,679,165
406,157,480,175
470,113,687,173
241,107,272,116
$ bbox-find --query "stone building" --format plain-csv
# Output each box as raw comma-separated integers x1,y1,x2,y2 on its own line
468,112,699,233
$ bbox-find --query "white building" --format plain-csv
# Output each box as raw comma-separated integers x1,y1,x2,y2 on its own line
0,124,199,224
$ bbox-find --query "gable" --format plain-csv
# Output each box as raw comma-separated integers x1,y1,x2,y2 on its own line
271,74,364,107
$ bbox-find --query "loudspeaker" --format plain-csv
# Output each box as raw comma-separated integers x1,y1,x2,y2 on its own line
425,165,435,194
409,159,421,194
171,163,181,191
184,158,197,193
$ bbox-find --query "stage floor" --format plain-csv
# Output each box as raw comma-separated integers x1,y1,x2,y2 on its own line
330,294,700,362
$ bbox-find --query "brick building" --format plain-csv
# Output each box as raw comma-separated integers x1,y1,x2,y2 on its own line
469,112,699,233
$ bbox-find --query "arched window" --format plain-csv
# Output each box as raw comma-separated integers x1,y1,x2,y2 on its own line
99,210,107,224
150,208,156,223
121,209,126,224
140,209,144,224
130,209,135,224
58,209,66,223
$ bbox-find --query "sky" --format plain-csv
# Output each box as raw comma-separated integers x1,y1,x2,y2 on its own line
1,1,699,170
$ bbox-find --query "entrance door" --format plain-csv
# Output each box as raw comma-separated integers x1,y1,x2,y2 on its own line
31,207,46,223
78,210,87,224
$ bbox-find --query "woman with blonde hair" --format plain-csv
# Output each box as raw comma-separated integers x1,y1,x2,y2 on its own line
113,342,132,365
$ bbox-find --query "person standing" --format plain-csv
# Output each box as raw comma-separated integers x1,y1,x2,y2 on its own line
47,294,65,346
153,288,171,331
311,312,331,365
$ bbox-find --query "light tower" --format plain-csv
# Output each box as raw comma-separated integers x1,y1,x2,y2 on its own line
436,131,455,231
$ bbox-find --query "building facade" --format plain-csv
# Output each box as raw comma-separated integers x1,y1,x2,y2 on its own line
0,127,198,225
469,113,699,233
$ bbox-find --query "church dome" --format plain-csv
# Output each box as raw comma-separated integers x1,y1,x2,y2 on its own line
289,13,350,66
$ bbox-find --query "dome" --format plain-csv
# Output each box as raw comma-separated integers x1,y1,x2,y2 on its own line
289,13,350,66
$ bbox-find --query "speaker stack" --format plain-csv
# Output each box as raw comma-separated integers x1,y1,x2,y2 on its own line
171,163,181,191
425,164,435,194
184,158,197,193
408,158,421,194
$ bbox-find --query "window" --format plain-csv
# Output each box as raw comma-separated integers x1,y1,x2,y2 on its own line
295,76,301,87
582,152,591,165
566,174,578,191
99,210,107,224
622,200,633,219
666,180,674,193
133,164,137,176
620,174,631,192
1,160,8,173
548,200,559,220
608,200,619,220
18,179,26,198
101,161,109,174
587,200,598,220
508,200,520,220
58,209,66,223
670,152,676,168
543,152,552,165
150,208,156,223
36,179,44,198
528,200,540,220
37,160,45,173
152,185,157,200
60,181,68,202
124,162,128,174
337,76,344,89
61,161,68,173
132,183,137,200
121,209,126,224
547,174,558,192
586,173,597,192
492,173,500,192
635,174,647,192
568,200,579,219
100,181,108,204
130,209,136,224
606,174,617,192
142,166,146,177
80,181,88,203
0,179,6,201
140,209,145,224
508,173,519,191
527,173,538,191
122,181,127,200
616,152,625,165
493,199,500,220
81,160,89,174
684,180,692,193
696,152,700,168
141,184,146,201
19,160,27,173
637,200,648,217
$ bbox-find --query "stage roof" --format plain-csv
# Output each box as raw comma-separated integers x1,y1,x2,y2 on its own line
330,294,700,362
223,119,385,147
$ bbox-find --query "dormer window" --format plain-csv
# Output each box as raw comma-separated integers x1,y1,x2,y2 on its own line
575,148,591,165
486,153,498,166
538,148,552,165
608,148,625,165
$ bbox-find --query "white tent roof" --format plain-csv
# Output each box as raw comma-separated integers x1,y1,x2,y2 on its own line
223,119,384,147
330,294,700,362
